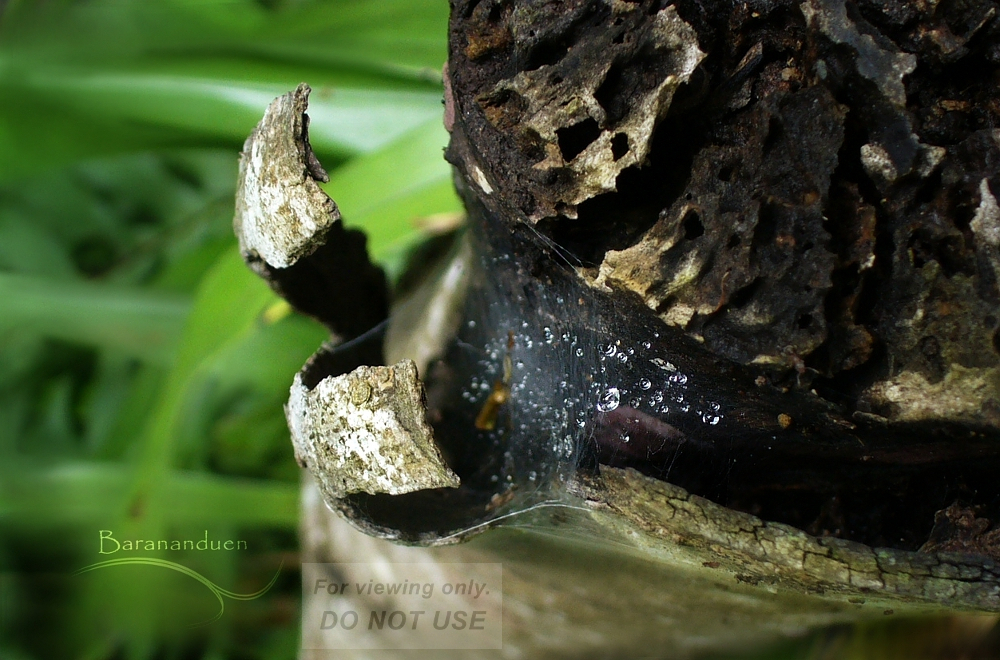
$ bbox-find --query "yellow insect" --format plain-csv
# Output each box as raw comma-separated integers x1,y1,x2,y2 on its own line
475,331,514,431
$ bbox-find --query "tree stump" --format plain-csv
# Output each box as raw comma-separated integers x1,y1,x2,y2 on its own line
234,0,1000,656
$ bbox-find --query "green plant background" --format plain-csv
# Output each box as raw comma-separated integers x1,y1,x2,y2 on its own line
0,1,459,658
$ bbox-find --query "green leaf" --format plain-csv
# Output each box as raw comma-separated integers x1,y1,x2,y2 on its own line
0,272,190,363
0,462,299,528
0,0,448,178
322,118,461,258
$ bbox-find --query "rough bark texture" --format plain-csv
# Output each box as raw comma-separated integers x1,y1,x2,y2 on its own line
233,1,1000,656
448,0,1000,425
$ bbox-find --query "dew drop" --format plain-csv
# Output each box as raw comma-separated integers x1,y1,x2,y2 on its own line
616,352,628,363
669,372,689,386
629,397,642,408
575,347,584,357
641,341,652,350
621,433,630,443
597,387,621,412
543,327,554,344
600,343,617,357
638,378,652,390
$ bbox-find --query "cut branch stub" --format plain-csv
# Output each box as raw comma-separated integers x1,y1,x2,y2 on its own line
234,82,335,270
233,82,387,340
287,359,460,499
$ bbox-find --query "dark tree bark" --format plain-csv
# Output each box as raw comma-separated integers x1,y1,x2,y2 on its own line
234,0,1000,656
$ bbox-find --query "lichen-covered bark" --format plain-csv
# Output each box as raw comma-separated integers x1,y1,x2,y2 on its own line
288,360,460,498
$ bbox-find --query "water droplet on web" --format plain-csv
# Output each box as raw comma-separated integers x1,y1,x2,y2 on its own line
669,372,688,386
638,378,651,390
641,341,651,350
701,413,721,425
597,387,621,412
575,347,584,357
616,352,628,363
600,343,616,357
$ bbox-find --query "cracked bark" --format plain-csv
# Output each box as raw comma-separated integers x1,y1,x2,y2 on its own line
234,0,1000,656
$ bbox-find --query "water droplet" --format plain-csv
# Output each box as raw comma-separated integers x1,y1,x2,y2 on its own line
629,397,642,408
543,327,554,344
468,320,477,328
616,352,628,363
638,378,652,390
627,347,635,356
659,405,671,414
641,341,652,350
559,380,568,388
669,372,689,386
490,474,499,482
621,433,630,443
600,343,616,357
708,401,721,412
701,413,722,425
528,470,537,481
597,387,621,412
651,391,664,404
575,347,584,357
516,360,525,370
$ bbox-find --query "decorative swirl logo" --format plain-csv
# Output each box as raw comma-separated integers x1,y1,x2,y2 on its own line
75,557,282,625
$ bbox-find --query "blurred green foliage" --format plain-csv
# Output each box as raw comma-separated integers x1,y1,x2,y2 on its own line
0,0,459,658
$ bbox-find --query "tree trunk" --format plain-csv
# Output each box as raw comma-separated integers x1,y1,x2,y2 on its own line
234,0,1000,656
